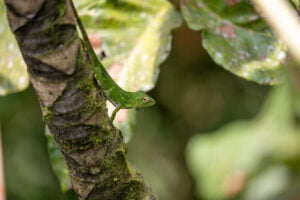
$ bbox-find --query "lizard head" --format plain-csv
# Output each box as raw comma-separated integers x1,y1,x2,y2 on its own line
134,91,155,108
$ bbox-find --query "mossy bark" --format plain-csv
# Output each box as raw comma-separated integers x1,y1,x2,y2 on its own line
4,0,156,199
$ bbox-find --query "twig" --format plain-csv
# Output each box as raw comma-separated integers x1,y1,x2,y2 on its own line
252,0,300,62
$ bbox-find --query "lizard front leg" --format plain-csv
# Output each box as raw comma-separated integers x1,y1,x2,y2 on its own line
111,105,122,122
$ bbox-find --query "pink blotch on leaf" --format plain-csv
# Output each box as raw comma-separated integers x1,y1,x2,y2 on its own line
260,55,267,60
224,0,242,7
223,171,247,197
220,24,236,39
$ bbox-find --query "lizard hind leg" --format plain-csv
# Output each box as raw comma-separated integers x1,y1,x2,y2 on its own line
111,105,122,122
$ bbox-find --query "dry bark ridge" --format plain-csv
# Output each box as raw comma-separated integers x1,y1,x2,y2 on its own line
4,0,156,199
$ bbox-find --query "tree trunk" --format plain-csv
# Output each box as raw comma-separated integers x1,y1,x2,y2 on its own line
4,0,156,199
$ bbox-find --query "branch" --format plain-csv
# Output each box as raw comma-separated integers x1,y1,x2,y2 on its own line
4,0,156,199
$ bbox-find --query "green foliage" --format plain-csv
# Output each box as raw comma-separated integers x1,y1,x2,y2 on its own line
186,85,300,199
181,0,286,84
0,1,29,96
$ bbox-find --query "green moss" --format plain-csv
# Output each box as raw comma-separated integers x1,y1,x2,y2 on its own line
43,110,55,123
112,180,146,200
57,0,67,19
90,132,103,145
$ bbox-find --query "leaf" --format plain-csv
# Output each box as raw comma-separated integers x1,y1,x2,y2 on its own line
181,0,286,85
186,85,300,199
45,126,72,192
76,0,181,140
0,1,29,96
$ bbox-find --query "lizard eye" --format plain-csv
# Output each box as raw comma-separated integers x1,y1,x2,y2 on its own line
142,97,148,102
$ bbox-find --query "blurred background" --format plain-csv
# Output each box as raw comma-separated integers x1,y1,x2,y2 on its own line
2,23,300,200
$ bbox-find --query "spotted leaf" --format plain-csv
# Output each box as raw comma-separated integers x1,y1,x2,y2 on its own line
181,0,286,84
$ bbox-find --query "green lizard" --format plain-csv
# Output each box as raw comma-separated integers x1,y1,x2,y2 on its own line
69,0,155,120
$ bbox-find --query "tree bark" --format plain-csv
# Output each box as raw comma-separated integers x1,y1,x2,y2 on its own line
4,0,156,199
